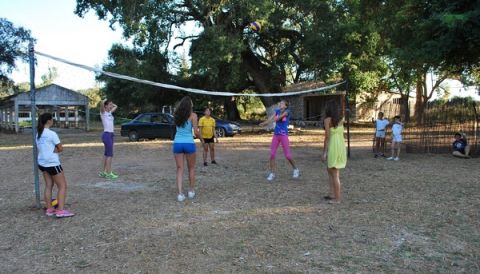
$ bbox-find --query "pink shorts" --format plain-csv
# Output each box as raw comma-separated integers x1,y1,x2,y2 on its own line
270,135,292,160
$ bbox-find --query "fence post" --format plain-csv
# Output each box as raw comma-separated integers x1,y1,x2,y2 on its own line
29,40,41,209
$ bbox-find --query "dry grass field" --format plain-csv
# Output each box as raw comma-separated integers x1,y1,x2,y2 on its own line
0,128,478,273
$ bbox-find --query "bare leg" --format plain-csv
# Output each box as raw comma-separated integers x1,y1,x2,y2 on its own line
203,144,208,163
42,172,54,210
465,145,471,157
104,156,113,173
209,143,215,162
269,159,276,173
52,172,67,211
330,168,341,202
380,138,386,155
287,158,297,169
327,168,334,198
174,154,185,194
375,137,380,154
391,141,396,157
396,143,401,158
185,153,196,191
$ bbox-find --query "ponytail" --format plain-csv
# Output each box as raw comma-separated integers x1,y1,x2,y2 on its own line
37,113,53,139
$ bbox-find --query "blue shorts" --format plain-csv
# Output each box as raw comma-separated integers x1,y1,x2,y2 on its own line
173,143,196,154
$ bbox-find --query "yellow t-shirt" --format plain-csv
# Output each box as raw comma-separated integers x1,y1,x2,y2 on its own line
199,116,216,139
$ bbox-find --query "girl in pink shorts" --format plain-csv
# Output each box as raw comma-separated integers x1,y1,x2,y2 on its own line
259,100,300,181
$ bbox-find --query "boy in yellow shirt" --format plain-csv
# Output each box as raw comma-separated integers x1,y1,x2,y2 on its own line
199,108,218,166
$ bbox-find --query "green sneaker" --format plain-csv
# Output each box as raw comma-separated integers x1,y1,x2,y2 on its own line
106,172,119,180
98,171,107,178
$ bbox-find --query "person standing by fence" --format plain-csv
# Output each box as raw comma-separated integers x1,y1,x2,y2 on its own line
387,116,403,161
374,112,389,158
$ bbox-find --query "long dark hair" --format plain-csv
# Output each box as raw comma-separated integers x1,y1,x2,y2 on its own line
324,100,342,128
174,96,193,127
37,113,53,139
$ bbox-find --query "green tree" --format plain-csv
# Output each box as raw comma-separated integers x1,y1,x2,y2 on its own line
75,0,358,119
98,44,176,114
40,66,58,87
0,18,34,85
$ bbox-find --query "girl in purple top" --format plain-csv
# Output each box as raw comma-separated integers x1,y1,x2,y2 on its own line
260,100,300,181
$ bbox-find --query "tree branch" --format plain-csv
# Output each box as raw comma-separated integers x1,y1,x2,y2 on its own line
173,35,200,50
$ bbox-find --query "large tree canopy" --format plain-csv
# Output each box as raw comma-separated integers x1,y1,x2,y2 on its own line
75,0,480,120
75,1,355,109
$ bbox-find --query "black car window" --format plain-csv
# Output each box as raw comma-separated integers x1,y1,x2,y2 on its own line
137,114,151,123
160,114,169,123
151,115,162,123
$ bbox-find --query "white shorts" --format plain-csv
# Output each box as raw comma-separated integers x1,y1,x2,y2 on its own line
375,130,386,138
392,135,402,143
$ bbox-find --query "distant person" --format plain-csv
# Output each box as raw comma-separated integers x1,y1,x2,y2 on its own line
387,115,403,161
322,100,347,204
36,113,74,218
173,96,203,202
198,107,218,166
452,132,470,158
99,99,118,180
374,112,389,158
259,100,300,181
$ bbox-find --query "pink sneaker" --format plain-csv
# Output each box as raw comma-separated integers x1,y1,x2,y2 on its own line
56,209,75,218
46,208,56,217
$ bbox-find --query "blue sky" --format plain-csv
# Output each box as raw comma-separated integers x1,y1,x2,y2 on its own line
0,0,125,89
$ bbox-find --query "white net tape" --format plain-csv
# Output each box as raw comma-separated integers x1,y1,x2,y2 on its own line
35,51,345,97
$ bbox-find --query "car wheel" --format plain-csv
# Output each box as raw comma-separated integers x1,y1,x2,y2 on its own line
128,130,139,142
216,127,226,138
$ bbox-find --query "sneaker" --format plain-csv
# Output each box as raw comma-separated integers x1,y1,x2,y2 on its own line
56,209,75,218
293,168,300,178
267,173,275,181
203,162,208,166
106,172,119,180
46,208,56,217
394,157,400,161
386,157,394,160
98,171,107,178
211,160,217,164
177,193,186,202
188,191,196,199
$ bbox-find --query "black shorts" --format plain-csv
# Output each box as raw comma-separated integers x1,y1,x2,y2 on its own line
204,137,215,144
38,165,63,176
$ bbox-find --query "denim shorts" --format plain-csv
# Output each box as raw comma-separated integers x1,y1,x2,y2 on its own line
173,143,196,154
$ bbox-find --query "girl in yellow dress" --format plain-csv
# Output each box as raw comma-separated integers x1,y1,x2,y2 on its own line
322,100,347,204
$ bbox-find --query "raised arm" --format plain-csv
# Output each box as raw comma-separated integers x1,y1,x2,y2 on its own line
100,100,106,114
110,103,118,113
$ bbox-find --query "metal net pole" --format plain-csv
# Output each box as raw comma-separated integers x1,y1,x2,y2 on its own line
29,41,41,209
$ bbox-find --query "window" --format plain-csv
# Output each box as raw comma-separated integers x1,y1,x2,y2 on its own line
137,114,151,123
18,112,30,118
393,98,401,105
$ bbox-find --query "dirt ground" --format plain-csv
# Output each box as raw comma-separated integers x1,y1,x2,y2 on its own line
0,128,479,273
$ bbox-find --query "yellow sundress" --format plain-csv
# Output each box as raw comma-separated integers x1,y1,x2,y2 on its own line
327,125,347,169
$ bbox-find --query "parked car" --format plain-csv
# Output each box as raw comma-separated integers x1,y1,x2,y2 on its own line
121,112,176,141
194,111,241,137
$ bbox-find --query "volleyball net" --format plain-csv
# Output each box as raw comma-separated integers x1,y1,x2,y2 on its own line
34,50,345,98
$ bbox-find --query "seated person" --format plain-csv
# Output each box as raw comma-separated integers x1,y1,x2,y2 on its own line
452,132,470,158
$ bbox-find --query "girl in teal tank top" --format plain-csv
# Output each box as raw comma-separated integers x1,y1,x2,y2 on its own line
172,97,203,203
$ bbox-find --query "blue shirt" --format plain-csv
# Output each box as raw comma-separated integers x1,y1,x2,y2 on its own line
274,108,290,136
174,119,194,143
453,139,467,153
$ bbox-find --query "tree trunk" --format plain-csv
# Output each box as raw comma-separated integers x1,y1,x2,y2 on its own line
400,94,410,123
224,97,240,120
415,79,424,125
241,50,281,108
